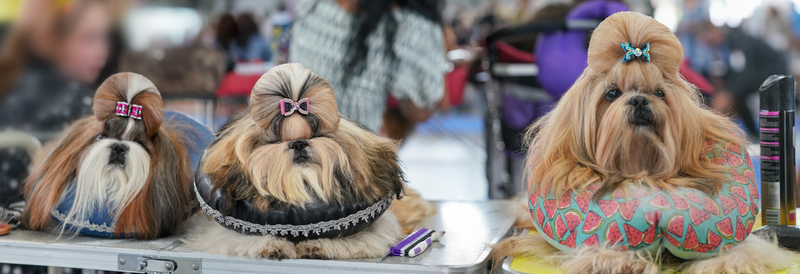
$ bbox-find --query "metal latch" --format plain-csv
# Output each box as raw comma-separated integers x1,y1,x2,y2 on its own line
118,254,201,274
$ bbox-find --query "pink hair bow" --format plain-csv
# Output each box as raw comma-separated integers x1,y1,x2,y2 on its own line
115,101,143,120
280,98,309,116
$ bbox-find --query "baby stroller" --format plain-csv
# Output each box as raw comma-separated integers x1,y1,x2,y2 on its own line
482,0,629,199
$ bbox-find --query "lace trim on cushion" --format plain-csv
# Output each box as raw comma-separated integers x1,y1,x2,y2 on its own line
51,210,116,233
194,186,393,238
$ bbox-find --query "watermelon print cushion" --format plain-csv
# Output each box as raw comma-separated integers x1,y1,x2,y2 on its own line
528,141,758,259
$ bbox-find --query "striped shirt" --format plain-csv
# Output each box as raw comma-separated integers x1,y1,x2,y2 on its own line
290,0,449,132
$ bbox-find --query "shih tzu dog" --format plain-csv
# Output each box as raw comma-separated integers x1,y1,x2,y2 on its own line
492,12,798,274
21,72,200,239
185,63,410,259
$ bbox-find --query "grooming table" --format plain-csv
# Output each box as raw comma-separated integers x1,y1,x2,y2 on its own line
0,201,514,274
500,212,800,274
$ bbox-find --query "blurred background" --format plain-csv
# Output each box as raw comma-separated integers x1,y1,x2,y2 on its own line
0,0,798,207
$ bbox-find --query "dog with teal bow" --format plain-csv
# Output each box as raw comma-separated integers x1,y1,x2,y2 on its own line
492,12,799,274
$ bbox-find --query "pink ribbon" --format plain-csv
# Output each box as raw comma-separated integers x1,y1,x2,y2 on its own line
115,101,143,120
280,98,309,116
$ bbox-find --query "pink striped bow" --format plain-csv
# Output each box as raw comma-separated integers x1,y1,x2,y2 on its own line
279,98,309,116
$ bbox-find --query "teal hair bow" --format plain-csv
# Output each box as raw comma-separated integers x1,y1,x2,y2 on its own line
621,42,650,63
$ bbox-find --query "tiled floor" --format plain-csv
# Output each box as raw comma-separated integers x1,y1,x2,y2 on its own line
397,113,489,201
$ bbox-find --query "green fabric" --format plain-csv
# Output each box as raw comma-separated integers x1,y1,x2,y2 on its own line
528,141,758,259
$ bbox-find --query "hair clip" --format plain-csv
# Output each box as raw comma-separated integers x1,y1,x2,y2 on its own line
280,98,309,116
115,101,143,120
621,42,650,63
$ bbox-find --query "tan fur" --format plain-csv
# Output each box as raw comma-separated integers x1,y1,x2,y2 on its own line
512,194,535,230
491,234,562,266
21,72,194,239
495,12,781,274
677,234,800,274
295,211,404,259
183,211,403,260
563,246,660,274
189,64,410,259
525,12,746,198
389,187,436,233
202,64,404,208
492,232,798,274
182,214,298,259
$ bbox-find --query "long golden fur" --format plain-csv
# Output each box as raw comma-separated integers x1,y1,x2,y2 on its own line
21,72,194,239
526,12,744,198
492,12,799,274
202,64,403,209
389,187,436,233
189,63,410,259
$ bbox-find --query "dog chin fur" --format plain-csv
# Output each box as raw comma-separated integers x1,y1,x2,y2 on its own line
183,211,403,260
60,139,150,228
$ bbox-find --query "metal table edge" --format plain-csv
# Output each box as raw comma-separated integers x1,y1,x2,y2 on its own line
501,256,527,274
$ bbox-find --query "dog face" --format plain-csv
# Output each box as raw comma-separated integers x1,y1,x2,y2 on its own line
525,12,744,196
203,64,403,211
590,48,680,178
63,74,162,227
22,73,193,239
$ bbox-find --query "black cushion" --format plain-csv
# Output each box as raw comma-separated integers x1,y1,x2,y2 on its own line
194,156,390,242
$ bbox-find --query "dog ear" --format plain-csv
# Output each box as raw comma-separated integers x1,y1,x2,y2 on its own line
200,115,262,210
115,125,193,239
335,118,405,201
523,71,606,196
21,117,98,231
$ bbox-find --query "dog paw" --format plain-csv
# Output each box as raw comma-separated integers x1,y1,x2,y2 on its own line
263,249,289,261
297,244,328,259
257,237,297,260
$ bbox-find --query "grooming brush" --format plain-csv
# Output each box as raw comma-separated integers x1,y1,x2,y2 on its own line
377,228,445,262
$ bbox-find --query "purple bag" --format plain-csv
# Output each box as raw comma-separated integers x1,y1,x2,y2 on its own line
535,0,629,98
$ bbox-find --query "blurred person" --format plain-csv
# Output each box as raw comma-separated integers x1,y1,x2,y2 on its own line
290,0,449,133
269,3,293,64
745,4,794,53
0,0,113,218
695,22,787,136
0,1,116,273
450,5,473,46
215,14,238,72
230,14,272,63
0,0,112,130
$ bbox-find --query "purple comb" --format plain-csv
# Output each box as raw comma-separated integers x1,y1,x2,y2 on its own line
378,228,445,262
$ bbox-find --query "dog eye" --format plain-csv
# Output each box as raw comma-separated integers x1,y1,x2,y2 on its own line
654,89,665,98
604,89,622,101
95,134,107,141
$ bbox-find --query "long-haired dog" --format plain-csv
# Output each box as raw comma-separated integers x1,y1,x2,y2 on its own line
492,12,798,274
21,72,195,239
184,63,408,259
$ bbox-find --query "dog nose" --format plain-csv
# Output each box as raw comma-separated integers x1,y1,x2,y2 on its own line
289,140,309,151
628,96,649,107
109,143,127,166
111,143,128,154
